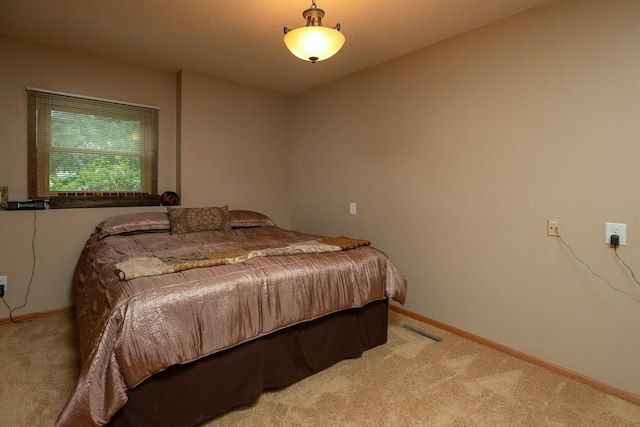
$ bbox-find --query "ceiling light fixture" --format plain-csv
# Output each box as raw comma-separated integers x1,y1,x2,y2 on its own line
283,1,345,64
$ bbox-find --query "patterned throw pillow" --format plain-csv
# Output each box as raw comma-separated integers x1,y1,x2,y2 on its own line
167,206,231,234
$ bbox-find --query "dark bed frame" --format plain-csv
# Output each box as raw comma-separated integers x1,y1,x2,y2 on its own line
108,298,389,427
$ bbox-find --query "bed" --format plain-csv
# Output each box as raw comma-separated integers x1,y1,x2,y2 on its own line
56,207,407,427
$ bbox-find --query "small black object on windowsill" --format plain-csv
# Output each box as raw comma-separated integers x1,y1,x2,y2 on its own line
6,200,47,210
161,191,180,206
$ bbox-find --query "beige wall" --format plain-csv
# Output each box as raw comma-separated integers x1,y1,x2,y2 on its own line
0,39,292,315
290,0,640,395
0,37,178,198
177,70,292,227
0,37,177,313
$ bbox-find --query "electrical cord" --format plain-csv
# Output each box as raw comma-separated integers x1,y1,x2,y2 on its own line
614,245,640,287
0,210,37,323
555,230,640,303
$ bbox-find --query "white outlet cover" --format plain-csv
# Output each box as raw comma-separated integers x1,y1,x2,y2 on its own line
605,222,626,245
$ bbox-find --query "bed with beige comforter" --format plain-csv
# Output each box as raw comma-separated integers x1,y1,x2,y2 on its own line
56,210,407,426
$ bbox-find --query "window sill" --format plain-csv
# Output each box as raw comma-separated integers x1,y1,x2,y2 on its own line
49,194,161,209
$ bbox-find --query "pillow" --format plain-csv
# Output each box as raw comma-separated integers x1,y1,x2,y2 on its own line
167,205,231,234
229,210,277,228
93,212,170,239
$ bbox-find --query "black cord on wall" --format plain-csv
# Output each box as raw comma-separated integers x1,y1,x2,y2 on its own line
0,210,37,323
614,245,640,287
556,230,640,303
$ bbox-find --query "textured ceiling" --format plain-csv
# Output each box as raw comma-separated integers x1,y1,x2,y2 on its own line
0,0,557,94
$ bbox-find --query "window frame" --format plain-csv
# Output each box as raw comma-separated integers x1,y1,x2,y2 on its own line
27,88,159,201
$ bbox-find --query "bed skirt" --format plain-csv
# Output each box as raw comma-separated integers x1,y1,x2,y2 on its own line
108,298,389,426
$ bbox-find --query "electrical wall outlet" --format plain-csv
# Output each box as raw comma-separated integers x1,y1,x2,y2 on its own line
547,219,561,237
0,276,6,294
605,222,626,245
349,202,357,215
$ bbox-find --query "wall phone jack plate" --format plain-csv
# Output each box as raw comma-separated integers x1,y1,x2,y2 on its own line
547,219,561,237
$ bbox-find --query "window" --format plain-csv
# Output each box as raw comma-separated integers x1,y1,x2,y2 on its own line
27,89,158,199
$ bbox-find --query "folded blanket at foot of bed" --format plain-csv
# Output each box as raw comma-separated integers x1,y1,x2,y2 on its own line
116,236,370,280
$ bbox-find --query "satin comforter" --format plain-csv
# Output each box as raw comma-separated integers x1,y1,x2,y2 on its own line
56,222,407,427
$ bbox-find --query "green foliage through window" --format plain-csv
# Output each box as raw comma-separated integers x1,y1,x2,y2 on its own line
27,89,158,199
49,110,143,192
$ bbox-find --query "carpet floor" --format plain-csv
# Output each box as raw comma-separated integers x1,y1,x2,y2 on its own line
0,310,638,426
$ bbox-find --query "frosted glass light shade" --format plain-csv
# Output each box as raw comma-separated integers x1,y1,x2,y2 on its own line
284,26,345,63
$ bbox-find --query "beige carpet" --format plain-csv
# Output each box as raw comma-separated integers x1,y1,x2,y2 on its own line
1,310,639,426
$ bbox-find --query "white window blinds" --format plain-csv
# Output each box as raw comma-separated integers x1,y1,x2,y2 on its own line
27,89,158,199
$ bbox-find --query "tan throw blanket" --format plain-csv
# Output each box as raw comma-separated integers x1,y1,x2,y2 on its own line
116,236,370,280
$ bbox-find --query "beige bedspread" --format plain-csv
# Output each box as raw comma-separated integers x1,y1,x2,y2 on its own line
56,226,407,426
115,236,371,280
